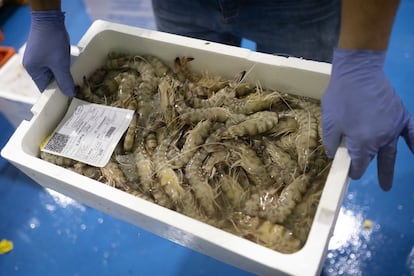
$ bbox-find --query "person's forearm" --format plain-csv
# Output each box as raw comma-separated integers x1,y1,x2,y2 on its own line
339,0,400,50
28,0,61,11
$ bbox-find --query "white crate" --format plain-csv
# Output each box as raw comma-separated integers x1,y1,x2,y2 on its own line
0,47,40,128
0,45,80,128
1,20,350,276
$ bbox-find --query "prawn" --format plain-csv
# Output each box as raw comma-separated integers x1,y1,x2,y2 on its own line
221,111,279,139
264,174,310,224
230,141,273,188
217,173,250,210
100,159,131,191
293,109,319,172
185,148,220,216
263,137,298,185
226,212,302,253
153,130,185,204
227,91,282,115
172,120,214,169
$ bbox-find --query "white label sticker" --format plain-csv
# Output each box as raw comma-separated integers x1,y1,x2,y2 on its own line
41,98,134,167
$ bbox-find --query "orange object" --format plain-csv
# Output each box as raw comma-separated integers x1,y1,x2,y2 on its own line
0,47,16,67
0,29,3,43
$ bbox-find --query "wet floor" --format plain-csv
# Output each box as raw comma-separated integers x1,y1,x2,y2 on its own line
1,1,413,275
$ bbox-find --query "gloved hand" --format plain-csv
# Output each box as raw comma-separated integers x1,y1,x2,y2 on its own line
322,48,414,191
23,11,75,97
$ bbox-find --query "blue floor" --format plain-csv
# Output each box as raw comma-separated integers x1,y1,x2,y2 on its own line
1,1,414,275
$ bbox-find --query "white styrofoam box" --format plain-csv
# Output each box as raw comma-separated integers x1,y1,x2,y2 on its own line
0,45,81,128
0,46,40,128
1,20,351,276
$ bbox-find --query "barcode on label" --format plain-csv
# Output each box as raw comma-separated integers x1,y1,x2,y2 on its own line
44,133,69,153
105,126,116,138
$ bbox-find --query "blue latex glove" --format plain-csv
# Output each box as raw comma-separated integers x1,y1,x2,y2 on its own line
322,48,414,191
23,11,75,97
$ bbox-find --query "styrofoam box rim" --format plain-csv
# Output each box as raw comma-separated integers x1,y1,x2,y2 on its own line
0,54,39,104
1,20,350,276
0,46,39,128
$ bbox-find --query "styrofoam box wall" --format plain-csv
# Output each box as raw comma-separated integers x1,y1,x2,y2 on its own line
1,20,350,276
0,45,80,128
0,47,40,128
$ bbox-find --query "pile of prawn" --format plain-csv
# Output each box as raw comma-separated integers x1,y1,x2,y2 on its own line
40,52,332,254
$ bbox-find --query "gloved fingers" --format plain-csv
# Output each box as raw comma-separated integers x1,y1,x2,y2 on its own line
346,138,373,180
401,116,414,153
377,139,398,191
26,66,53,92
349,155,372,180
321,116,342,159
51,67,76,97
